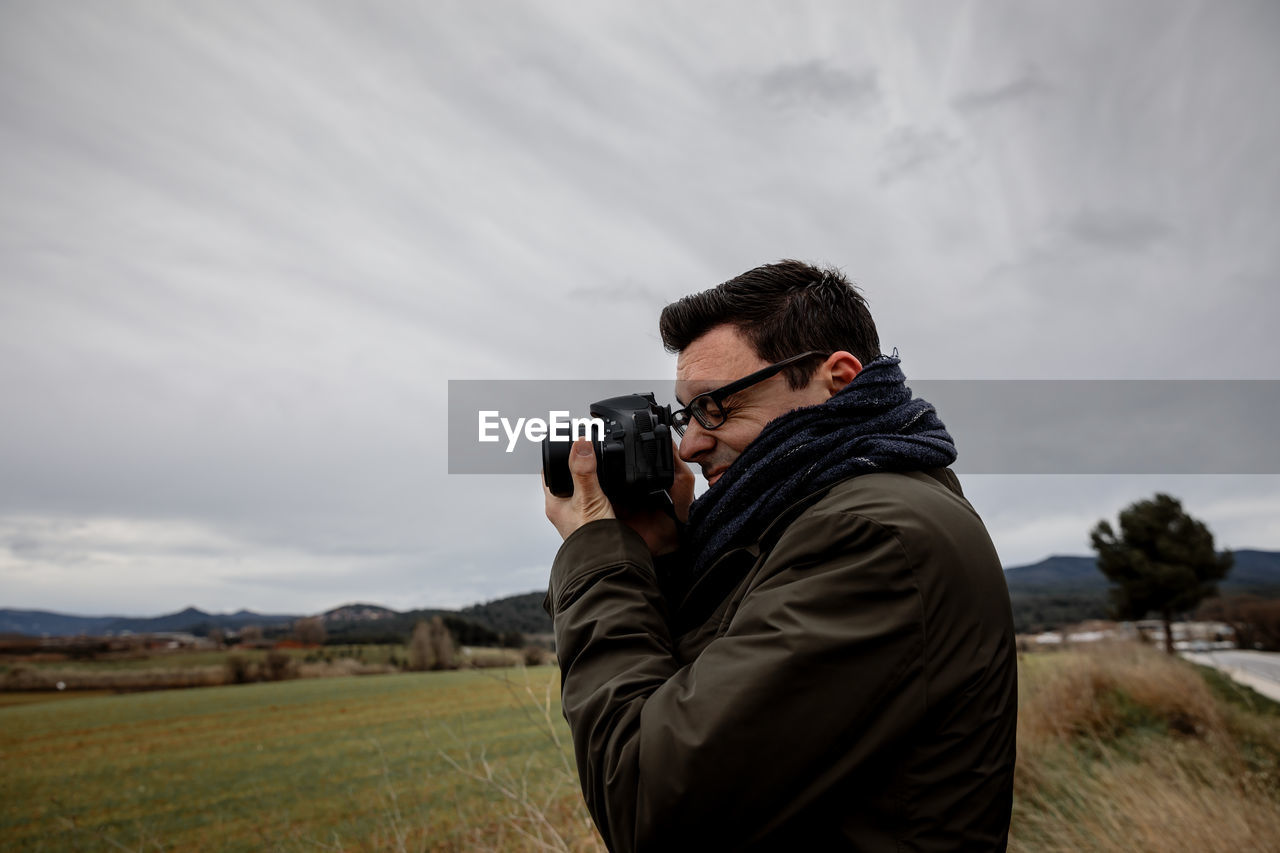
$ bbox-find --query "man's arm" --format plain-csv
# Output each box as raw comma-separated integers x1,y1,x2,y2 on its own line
547,505,928,851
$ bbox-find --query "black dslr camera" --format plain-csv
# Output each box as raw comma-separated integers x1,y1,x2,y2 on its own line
542,393,675,510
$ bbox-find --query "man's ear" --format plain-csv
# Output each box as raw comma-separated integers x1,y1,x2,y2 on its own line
824,352,862,395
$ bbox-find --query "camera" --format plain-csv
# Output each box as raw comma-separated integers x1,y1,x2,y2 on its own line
542,392,675,509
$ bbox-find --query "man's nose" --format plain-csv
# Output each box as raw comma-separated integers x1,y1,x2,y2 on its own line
677,421,714,462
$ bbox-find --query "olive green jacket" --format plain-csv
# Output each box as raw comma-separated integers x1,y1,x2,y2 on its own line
545,469,1017,852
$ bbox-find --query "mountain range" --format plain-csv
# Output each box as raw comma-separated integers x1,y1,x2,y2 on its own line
1002,548,1280,632
4,551,1278,639
1002,548,1280,594
0,593,552,641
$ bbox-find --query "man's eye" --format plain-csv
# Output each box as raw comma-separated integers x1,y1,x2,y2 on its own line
697,400,733,428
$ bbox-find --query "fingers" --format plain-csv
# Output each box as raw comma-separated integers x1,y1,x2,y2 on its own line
567,438,600,505
544,439,615,541
568,437,597,481
670,439,695,522
568,438,613,517
673,454,695,488
542,479,558,521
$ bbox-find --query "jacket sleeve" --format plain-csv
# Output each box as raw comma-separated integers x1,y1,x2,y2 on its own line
546,508,928,852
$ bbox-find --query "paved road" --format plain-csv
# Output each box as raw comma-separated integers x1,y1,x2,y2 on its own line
1182,650,1280,702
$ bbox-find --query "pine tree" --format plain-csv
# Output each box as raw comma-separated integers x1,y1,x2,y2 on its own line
1090,493,1233,653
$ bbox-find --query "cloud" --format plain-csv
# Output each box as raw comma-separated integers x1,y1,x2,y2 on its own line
877,127,957,185
1,3,1277,617
755,60,878,114
0,513,500,615
1065,208,1171,252
566,279,673,306
952,67,1053,114
963,475,1280,568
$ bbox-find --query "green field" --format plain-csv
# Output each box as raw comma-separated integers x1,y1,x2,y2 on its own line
0,666,596,852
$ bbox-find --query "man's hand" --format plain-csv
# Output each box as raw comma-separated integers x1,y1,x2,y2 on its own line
544,438,616,540
543,439,696,555
616,447,694,556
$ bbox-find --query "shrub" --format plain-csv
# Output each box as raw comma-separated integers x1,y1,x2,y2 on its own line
225,655,255,684
264,651,297,682
464,649,521,669
293,616,327,646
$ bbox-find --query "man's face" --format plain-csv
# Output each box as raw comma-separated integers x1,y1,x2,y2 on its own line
674,324,832,487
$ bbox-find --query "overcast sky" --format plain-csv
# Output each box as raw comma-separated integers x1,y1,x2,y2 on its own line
2,1,1278,617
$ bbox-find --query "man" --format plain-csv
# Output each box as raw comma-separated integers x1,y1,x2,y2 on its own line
543,260,1017,852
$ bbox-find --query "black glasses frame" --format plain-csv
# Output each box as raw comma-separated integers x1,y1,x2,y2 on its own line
671,350,826,436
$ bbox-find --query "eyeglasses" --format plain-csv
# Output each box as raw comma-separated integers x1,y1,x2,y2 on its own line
670,351,826,436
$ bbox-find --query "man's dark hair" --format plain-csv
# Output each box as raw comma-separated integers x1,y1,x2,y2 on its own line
659,259,881,389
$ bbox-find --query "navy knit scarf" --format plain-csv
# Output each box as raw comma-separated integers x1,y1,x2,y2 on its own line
682,355,957,578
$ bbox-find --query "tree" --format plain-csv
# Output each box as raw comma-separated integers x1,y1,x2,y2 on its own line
408,620,433,671
409,616,458,671
293,616,327,647
1090,493,1233,654
428,616,456,670
1198,595,1280,651
238,624,264,647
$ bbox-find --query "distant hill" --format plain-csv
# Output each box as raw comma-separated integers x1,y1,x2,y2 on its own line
321,606,509,647
1003,548,1280,632
1224,549,1280,594
111,607,301,635
460,592,551,636
1004,549,1280,594
0,591,552,644
0,609,121,637
0,607,299,638
1004,555,1105,593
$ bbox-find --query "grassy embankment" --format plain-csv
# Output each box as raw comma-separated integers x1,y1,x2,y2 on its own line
2,642,1278,851
1010,643,1280,852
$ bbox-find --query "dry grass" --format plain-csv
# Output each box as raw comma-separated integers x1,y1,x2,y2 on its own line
1,657,398,692
460,647,528,669
296,659,398,679
1010,642,1280,853
1011,742,1280,853
1016,641,1224,746
1,664,227,691
435,666,604,853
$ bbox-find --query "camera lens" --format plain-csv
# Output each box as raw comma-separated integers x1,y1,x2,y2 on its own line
541,438,576,497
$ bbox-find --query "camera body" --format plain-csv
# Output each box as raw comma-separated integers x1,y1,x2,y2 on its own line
542,392,675,508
